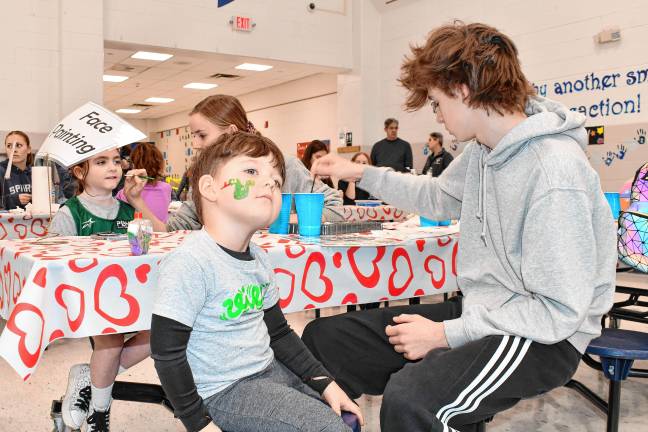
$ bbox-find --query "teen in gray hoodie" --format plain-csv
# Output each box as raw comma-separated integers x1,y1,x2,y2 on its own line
303,22,617,432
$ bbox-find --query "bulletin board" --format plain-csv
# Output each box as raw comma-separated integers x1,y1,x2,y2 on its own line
152,126,193,177
585,122,648,192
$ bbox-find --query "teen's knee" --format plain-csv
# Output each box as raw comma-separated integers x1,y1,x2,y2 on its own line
92,334,124,349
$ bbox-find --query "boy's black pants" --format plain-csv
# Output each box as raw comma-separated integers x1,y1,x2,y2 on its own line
302,299,581,432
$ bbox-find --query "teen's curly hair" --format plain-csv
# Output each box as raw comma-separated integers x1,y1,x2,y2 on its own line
399,21,535,115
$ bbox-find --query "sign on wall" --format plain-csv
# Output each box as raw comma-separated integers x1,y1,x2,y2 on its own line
532,66,648,122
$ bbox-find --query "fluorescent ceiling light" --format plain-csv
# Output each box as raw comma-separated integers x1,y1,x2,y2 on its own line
131,51,173,61
115,108,141,114
103,74,129,83
235,63,273,71
145,97,174,104
183,82,219,90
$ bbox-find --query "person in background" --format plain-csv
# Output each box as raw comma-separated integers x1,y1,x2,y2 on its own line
53,162,77,203
51,148,149,432
302,140,334,188
176,168,192,201
422,132,454,176
125,94,344,232
116,142,172,223
0,130,32,209
370,118,413,173
305,22,616,431
337,152,373,205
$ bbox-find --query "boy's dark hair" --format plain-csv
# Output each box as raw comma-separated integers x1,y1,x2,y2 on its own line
384,118,399,128
399,21,535,115
190,132,286,223
430,132,444,145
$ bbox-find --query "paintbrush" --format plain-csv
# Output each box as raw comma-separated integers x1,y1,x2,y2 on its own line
310,175,317,193
124,174,156,181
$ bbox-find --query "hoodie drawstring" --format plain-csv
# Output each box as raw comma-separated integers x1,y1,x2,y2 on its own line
476,148,488,246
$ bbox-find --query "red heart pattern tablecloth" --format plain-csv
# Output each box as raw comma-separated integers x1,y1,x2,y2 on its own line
0,230,457,379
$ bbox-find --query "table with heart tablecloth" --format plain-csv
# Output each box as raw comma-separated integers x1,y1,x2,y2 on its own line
0,229,458,379
0,212,50,240
335,205,408,222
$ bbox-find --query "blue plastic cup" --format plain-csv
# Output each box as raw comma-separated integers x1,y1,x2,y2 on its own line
420,216,439,227
294,193,324,236
269,193,292,234
604,192,621,220
420,216,452,227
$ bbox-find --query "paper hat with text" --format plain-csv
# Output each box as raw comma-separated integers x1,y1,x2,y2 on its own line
37,101,146,167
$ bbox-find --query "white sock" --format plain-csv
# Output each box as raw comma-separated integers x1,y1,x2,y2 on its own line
90,383,113,412
118,365,128,375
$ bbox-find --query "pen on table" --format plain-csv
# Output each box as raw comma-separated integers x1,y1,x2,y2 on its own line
124,174,156,181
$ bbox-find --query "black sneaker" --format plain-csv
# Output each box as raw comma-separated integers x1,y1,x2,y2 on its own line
86,405,111,432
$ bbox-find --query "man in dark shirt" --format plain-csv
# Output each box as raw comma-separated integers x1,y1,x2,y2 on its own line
370,118,413,172
422,132,454,176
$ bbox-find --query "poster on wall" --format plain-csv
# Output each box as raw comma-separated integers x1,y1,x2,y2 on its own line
296,139,330,160
586,126,605,145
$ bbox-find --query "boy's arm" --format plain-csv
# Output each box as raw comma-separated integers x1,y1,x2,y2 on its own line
263,304,333,394
151,314,213,432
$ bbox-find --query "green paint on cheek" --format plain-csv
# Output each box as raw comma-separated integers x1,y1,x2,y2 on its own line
226,178,255,200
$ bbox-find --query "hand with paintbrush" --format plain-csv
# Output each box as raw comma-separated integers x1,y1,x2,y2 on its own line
310,153,367,182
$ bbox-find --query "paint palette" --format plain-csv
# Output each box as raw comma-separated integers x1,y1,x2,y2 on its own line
354,200,383,207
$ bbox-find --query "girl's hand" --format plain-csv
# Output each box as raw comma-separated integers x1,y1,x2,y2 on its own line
322,381,365,426
311,154,366,182
123,169,147,203
18,194,32,205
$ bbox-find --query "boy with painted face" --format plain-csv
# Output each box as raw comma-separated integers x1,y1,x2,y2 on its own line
150,132,362,432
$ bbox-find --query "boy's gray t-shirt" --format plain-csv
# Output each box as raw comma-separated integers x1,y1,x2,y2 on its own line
153,229,279,399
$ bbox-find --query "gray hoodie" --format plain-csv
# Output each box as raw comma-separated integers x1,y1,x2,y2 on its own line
167,156,344,231
359,97,617,353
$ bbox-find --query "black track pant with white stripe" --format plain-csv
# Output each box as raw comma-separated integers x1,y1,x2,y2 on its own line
302,299,581,432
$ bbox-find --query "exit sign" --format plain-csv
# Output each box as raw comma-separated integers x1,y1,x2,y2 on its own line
230,15,255,32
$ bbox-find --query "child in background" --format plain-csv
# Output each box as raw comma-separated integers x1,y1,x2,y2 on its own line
151,132,362,432
116,142,172,222
50,148,151,432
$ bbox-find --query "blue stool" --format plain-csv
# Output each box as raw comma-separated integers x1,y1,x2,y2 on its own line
566,328,648,432
342,411,361,432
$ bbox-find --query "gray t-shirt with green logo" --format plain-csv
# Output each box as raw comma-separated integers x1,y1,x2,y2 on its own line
153,229,279,399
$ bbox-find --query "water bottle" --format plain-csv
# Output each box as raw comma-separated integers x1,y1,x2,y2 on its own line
127,212,153,255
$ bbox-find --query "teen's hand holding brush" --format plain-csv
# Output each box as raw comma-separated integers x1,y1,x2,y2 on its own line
123,168,168,232
310,153,368,182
